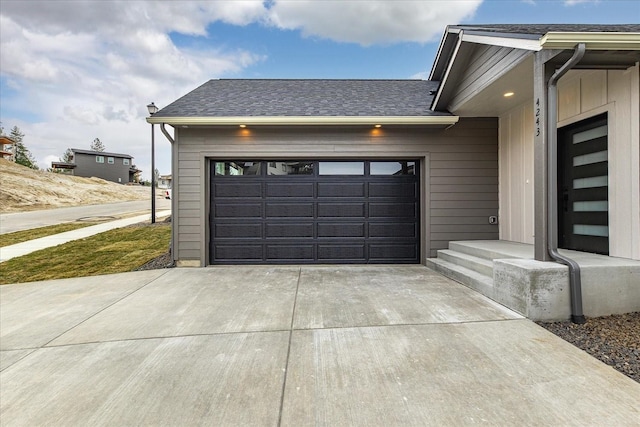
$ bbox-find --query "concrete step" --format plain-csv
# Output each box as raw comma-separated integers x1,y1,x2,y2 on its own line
449,241,524,261
437,249,494,277
426,257,494,296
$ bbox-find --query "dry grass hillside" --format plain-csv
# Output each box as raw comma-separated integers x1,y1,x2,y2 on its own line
0,159,149,213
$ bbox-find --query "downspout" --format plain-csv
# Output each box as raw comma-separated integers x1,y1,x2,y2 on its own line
159,123,176,261
160,123,175,144
547,43,586,324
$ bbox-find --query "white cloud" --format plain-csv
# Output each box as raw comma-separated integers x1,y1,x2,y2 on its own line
267,0,482,45
564,0,598,4
0,0,483,179
0,1,268,178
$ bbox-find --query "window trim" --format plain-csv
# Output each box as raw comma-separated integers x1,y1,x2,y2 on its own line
96,155,104,163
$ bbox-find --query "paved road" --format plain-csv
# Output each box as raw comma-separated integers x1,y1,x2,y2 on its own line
0,198,171,234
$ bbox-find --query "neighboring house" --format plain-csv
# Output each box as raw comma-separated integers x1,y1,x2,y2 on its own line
51,148,138,184
0,135,15,161
158,174,172,189
148,24,640,321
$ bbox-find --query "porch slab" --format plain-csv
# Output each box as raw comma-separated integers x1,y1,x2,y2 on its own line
435,241,640,320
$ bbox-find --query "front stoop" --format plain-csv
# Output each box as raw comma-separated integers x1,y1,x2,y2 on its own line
427,240,640,321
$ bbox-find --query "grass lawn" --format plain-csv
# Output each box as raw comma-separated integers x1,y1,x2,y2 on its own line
0,222,97,247
0,223,171,285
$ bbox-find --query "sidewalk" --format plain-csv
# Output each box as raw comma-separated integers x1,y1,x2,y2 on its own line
0,210,171,263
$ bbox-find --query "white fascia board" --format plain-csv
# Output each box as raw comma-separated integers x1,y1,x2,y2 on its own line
430,36,464,110
146,116,459,126
541,32,640,50
429,27,462,80
461,33,542,51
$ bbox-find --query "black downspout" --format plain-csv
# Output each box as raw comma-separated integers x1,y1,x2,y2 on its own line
547,43,587,324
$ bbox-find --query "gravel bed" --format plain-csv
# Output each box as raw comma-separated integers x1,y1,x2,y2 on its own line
537,312,639,383
134,251,175,271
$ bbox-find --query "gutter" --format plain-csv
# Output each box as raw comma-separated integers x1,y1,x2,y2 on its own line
146,115,459,127
547,43,587,324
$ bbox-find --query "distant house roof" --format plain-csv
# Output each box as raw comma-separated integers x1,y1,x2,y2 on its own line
51,161,76,169
148,79,458,126
71,148,133,159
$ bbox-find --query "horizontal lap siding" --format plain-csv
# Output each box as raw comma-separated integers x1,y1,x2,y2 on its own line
175,118,498,263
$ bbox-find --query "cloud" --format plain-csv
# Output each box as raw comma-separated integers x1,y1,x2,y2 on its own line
564,0,598,4
0,0,483,178
267,0,482,45
0,1,268,178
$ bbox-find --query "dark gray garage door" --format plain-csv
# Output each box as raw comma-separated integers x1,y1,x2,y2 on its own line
210,160,419,264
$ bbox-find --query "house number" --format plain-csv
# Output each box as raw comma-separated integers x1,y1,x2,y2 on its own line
535,98,541,136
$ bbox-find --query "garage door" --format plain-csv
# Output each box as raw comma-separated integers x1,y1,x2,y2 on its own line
210,160,419,264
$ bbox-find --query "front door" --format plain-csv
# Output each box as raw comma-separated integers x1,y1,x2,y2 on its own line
558,113,609,255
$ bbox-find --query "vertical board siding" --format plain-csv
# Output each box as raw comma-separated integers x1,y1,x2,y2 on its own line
175,118,499,264
499,66,639,260
499,101,535,244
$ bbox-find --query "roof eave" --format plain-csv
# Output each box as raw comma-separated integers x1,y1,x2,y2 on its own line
541,32,640,50
146,116,459,126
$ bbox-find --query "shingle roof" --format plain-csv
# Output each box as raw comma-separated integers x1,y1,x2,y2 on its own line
72,149,133,159
153,79,449,118
450,24,640,37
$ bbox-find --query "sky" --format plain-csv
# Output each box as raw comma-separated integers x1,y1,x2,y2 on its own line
1,0,638,180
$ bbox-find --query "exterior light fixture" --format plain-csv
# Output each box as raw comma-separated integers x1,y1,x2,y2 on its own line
147,102,159,223
374,124,382,128
239,124,247,128
503,92,515,98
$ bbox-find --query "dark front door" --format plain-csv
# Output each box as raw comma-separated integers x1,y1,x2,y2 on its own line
558,113,609,255
210,160,420,264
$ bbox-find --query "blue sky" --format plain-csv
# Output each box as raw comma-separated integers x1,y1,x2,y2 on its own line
1,0,638,179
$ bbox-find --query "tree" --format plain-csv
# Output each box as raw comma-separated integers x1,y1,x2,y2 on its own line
11,126,39,170
60,148,74,163
90,138,105,152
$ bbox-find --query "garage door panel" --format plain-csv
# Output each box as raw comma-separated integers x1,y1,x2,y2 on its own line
266,182,314,197
266,223,314,238
317,182,365,197
318,203,365,217
215,223,262,238
214,183,262,198
267,245,314,260
369,182,417,198
369,222,417,238
318,244,365,261
266,203,314,218
369,203,417,218
318,222,365,238
214,245,263,261
369,244,417,260
215,203,262,218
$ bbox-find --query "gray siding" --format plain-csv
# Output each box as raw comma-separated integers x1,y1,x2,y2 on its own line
73,153,131,184
173,118,498,264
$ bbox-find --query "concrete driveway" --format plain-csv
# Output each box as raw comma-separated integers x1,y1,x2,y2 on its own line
1,266,639,426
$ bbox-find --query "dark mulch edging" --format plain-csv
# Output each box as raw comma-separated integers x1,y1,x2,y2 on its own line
537,312,639,383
